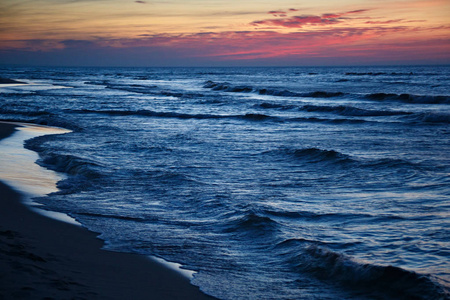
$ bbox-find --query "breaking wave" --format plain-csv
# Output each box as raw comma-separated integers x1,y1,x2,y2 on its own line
204,81,345,98
85,81,205,98
262,147,355,164
261,147,426,173
404,112,450,124
365,93,449,104
278,244,449,300
299,105,411,117
255,103,411,117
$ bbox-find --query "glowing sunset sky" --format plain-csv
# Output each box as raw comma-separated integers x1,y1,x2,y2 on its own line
1,0,449,66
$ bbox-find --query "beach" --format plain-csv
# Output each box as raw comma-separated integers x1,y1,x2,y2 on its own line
0,122,214,299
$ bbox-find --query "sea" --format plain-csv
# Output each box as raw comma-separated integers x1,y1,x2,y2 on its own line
0,66,449,299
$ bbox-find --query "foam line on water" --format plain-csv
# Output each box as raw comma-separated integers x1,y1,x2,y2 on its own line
150,256,196,279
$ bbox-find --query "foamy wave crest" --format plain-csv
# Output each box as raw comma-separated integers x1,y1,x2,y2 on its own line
25,137,101,180
204,81,345,99
85,81,204,98
365,93,449,104
300,105,411,117
278,243,449,299
24,137,102,192
406,112,450,124
41,153,102,179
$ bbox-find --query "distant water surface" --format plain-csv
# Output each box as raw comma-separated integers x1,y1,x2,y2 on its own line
0,66,449,299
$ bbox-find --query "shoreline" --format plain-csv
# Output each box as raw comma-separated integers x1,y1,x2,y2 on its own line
0,122,215,299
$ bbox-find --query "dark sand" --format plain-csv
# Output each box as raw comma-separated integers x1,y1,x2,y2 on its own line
0,123,215,299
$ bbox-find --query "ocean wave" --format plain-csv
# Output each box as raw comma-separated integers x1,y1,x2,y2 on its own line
266,210,407,229
0,108,81,131
302,91,344,98
0,107,52,117
256,102,298,110
107,83,158,94
261,147,428,174
25,137,101,180
40,153,102,179
345,72,415,76
250,103,450,125
72,108,262,121
363,158,426,170
365,93,449,104
285,245,449,299
223,210,279,236
241,113,275,121
68,108,227,120
263,147,355,164
77,212,150,223
265,210,373,222
132,75,160,80
256,102,411,117
405,112,450,124
291,148,353,163
66,108,374,125
300,105,411,117
290,117,369,124
85,81,205,98
32,116,82,131
19,147,103,194
204,80,345,99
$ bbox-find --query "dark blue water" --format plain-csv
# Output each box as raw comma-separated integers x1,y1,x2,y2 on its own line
1,66,449,299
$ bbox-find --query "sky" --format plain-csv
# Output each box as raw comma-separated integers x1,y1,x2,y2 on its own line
0,0,449,67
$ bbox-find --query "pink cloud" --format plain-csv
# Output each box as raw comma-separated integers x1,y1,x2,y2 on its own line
252,15,339,28
251,9,369,28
